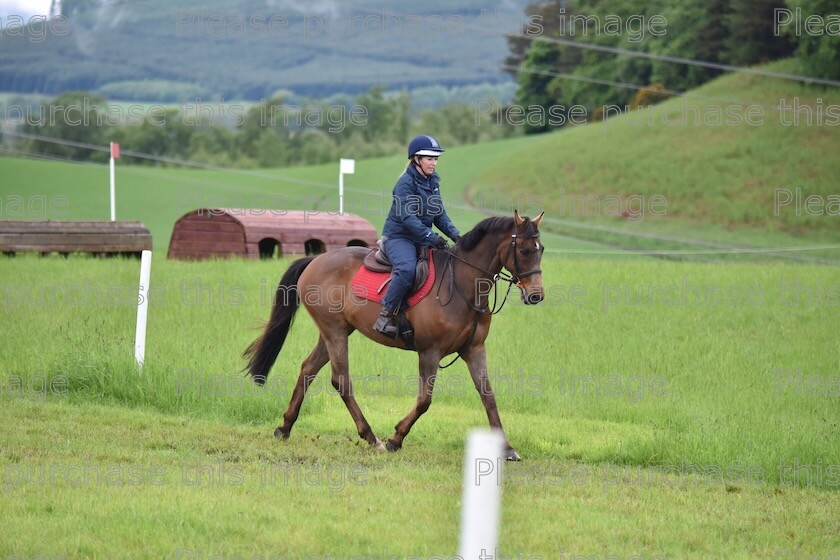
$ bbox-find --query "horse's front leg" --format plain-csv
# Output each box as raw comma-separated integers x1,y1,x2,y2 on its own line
461,342,521,461
386,350,440,452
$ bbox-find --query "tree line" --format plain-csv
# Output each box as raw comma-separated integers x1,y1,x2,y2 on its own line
10,87,517,167
509,0,840,133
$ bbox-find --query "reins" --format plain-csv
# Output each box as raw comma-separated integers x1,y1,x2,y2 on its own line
435,233,542,369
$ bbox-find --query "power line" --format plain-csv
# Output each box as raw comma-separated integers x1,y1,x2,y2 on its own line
509,33,840,89
7,145,837,263
497,63,800,114
350,4,840,89
9,4,825,121
2,130,382,197
343,3,840,90
339,33,800,114
500,62,683,99
341,5,823,113
0,146,351,208
0,146,276,196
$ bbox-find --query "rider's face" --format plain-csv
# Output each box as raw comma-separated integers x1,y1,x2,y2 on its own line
415,156,438,176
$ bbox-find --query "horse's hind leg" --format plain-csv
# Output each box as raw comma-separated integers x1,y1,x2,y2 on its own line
324,333,385,450
275,336,329,439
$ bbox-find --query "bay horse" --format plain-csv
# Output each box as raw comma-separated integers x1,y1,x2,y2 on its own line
243,210,545,461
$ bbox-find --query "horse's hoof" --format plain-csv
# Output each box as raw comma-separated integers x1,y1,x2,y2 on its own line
385,440,401,453
274,427,290,439
504,448,521,462
370,438,386,452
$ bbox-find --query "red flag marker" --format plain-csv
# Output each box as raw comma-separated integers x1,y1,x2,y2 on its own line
111,142,120,159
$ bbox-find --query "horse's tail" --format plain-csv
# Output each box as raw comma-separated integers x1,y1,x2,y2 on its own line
243,256,316,385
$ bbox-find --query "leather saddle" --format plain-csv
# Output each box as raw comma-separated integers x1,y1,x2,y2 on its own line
363,240,430,293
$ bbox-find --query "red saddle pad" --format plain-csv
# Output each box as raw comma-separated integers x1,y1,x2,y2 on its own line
351,252,436,310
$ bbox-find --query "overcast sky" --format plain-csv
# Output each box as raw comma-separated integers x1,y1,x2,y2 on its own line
0,0,52,20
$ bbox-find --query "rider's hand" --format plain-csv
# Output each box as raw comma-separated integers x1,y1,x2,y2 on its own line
433,236,449,250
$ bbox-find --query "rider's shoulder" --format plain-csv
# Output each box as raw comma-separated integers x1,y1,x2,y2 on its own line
394,170,418,189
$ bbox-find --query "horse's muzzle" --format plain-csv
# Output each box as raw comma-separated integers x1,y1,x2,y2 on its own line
520,289,544,305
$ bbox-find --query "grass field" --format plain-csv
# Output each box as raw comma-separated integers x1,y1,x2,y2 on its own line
1,253,838,558
2,61,840,558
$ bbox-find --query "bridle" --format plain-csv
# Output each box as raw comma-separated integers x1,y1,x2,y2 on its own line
435,232,542,368
437,233,542,310
503,233,543,285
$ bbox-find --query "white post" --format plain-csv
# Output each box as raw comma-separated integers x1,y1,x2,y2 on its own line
459,429,504,560
339,158,355,215
109,142,116,221
134,250,152,370
339,172,344,216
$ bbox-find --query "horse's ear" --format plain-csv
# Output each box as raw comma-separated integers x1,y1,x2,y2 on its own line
533,211,544,229
514,209,524,228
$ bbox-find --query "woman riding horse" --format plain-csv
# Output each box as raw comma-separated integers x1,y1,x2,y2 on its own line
243,172,545,459
373,135,461,337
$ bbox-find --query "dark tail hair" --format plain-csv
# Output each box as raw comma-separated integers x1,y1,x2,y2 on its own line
243,256,316,385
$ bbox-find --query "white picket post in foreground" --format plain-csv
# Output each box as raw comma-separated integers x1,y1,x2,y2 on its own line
459,429,504,559
109,142,119,220
134,250,152,370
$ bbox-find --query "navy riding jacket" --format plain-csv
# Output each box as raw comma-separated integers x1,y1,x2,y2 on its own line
381,164,460,245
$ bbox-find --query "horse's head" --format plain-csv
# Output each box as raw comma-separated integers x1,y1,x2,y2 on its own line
502,210,545,305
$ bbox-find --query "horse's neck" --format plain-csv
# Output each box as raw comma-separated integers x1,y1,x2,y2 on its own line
451,235,505,305
454,238,503,279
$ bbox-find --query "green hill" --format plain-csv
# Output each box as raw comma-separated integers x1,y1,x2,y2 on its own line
468,60,840,261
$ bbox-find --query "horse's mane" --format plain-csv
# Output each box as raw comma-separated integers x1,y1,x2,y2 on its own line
457,216,539,252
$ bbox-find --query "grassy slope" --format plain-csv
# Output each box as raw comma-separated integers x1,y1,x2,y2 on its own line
470,59,840,259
